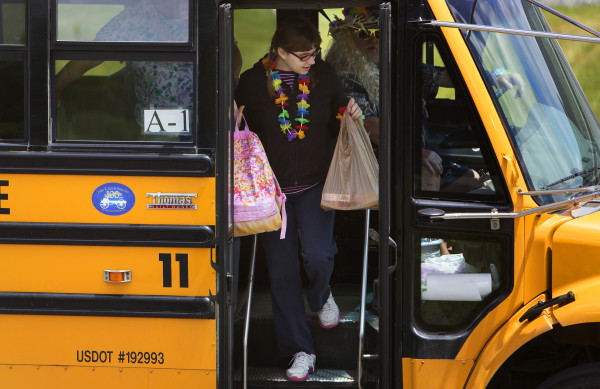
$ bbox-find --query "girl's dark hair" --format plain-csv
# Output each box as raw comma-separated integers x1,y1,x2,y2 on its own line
266,16,322,96
269,16,322,55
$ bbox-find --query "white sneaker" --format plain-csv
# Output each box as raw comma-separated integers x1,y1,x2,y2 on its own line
318,292,340,329
285,351,316,381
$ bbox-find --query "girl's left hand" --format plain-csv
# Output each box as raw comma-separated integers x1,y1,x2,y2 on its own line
347,98,363,121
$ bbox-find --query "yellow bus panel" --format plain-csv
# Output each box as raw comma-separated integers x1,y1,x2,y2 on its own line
0,174,215,225
0,315,216,370
402,358,474,389
0,365,215,389
0,244,214,296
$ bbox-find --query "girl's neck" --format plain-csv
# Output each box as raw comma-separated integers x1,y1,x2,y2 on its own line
273,55,294,73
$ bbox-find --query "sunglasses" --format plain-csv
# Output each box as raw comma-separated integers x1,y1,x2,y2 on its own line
289,48,321,62
354,29,380,40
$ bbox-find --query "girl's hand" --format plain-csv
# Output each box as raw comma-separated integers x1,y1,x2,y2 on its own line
347,98,363,121
234,100,245,128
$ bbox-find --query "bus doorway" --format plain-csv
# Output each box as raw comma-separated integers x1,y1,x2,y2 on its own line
230,3,393,388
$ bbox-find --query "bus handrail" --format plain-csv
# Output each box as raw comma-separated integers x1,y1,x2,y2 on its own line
419,186,600,221
358,209,370,389
243,235,258,389
420,20,600,44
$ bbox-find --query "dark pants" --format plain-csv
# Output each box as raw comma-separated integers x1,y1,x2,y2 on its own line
262,183,337,357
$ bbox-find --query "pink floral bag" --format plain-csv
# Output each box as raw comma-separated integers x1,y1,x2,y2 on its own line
233,115,286,238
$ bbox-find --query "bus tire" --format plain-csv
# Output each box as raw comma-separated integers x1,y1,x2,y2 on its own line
536,363,600,389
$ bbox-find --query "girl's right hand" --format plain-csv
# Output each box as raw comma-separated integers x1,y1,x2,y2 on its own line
346,98,363,121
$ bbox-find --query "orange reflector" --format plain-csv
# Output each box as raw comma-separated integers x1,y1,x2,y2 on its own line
104,270,132,283
109,272,125,282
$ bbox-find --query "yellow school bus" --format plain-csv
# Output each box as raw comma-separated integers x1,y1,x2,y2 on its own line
2,0,600,388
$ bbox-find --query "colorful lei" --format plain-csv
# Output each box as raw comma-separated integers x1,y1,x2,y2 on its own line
262,57,310,141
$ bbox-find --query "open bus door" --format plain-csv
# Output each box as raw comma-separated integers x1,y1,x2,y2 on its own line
400,0,600,387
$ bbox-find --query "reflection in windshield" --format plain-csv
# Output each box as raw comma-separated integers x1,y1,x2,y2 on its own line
447,0,600,204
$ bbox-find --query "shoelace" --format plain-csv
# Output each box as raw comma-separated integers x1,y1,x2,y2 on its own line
321,296,336,313
289,352,313,371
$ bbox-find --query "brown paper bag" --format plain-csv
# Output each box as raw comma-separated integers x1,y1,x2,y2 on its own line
321,111,379,210
421,168,441,191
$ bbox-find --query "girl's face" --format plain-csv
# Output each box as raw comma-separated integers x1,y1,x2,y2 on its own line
276,47,318,74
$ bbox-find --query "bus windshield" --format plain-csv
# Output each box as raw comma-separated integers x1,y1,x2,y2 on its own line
447,0,600,204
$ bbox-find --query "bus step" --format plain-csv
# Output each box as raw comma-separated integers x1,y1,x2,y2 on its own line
235,367,378,388
235,288,379,369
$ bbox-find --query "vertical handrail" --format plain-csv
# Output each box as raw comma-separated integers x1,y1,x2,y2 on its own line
243,234,258,389
358,209,370,389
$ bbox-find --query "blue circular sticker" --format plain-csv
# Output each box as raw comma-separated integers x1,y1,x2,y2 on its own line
92,183,135,216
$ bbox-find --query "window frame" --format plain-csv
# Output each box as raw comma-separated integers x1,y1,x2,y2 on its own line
412,229,512,333
413,33,508,204
46,0,212,153
0,0,27,148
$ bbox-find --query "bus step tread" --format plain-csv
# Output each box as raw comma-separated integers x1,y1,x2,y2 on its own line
235,367,378,388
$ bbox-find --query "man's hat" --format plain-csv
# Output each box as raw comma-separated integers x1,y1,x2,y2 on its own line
329,6,380,36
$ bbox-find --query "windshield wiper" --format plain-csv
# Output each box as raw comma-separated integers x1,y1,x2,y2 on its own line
542,166,600,190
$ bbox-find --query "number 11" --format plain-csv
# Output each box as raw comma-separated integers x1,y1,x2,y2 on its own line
159,253,189,288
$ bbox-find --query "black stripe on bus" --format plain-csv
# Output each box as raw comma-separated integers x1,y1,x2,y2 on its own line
0,223,214,247
0,152,214,176
0,292,214,319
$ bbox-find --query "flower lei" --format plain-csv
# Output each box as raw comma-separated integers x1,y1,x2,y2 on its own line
262,57,310,141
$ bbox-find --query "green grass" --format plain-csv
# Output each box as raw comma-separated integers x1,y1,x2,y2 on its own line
545,5,600,118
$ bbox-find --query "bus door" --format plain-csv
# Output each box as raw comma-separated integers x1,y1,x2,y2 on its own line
399,4,515,385
0,1,227,388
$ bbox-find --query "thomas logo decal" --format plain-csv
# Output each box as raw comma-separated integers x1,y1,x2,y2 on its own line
92,183,135,216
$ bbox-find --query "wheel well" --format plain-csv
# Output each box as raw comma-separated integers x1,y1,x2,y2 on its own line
487,323,600,388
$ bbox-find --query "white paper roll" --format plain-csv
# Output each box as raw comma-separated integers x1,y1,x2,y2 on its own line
422,273,492,301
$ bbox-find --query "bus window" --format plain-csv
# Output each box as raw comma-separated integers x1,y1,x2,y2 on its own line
55,59,194,141
417,39,500,197
56,0,189,43
53,0,197,144
416,232,508,330
1,1,25,45
0,60,24,140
